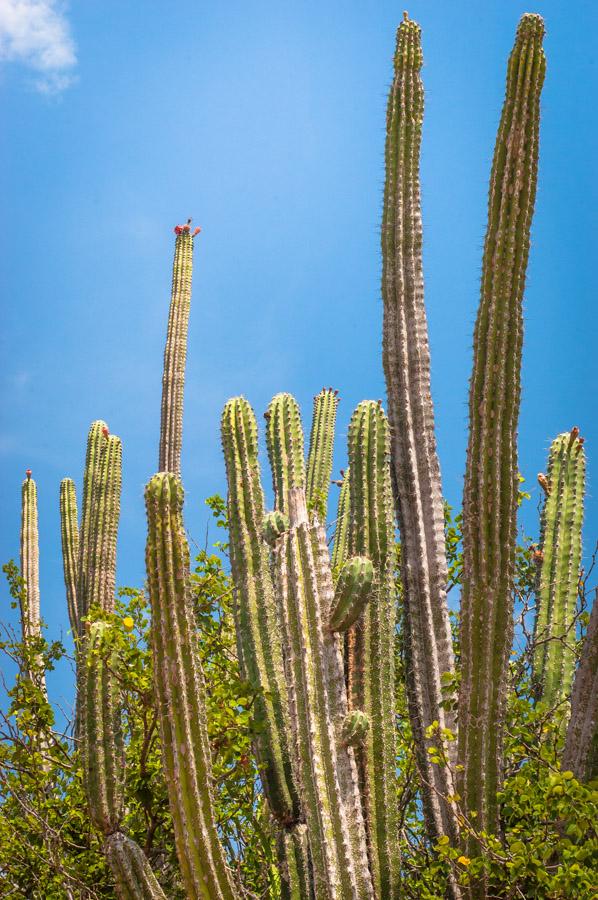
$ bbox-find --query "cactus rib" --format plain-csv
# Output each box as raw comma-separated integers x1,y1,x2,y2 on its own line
305,388,339,522
60,478,80,635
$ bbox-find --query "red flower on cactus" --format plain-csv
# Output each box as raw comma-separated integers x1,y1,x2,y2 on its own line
174,225,183,235
102,426,109,438
183,223,191,232
25,469,32,479
193,227,201,236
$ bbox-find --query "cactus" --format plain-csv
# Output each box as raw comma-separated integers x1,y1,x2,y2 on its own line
59,478,79,635
77,420,110,631
104,832,166,900
458,12,546,850
533,429,586,709
331,467,350,574
262,509,290,547
145,472,237,900
305,388,339,522
562,598,598,783
380,13,458,844
278,824,313,900
329,556,373,632
158,223,198,476
20,471,41,646
346,401,400,897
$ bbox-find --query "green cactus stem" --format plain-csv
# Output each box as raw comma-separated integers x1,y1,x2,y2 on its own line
20,471,41,644
331,468,350,574
305,388,339,522
533,429,586,709
221,397,300,826
145,472,237,900
341,710,370,748
380,13,458,844
458,13,546,850
60,478,79,635
278,824,313,900
158,222,199,476
562,597,598,783
77,420,109,631
265,393,306,515
329,556,373,632
346,400,400,898
104,832,167,900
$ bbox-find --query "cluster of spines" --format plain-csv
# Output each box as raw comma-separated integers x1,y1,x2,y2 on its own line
458,12,546,850
145,472,237,900
158,222,199,476
380,13,458,848
533,428,586,709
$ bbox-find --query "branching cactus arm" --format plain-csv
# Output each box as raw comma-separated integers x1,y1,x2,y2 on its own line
59,478,80,635
458,13,546,847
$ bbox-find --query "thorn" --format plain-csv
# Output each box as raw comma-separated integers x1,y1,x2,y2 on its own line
568,426,580,448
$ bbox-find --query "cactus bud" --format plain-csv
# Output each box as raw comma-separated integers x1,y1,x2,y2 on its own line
329,556,373,632
262,510,289,546
341,710,370,747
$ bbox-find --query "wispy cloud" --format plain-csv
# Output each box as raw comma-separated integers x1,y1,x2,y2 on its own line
0,0,77,94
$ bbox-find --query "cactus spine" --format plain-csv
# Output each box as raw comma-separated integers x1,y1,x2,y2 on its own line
20,472,41,645
158,223,198,476
59,478,79,635
533,429,585,709
458,12,546,850
562,597,598,783
380,14,458,844
145,472,237,900
346,401,400,897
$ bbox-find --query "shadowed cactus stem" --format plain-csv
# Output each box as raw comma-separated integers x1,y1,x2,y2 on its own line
458,12,546,857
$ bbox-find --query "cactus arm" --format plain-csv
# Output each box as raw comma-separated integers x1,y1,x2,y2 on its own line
331,468,350,574
305,388,339,522
221,397,300,824
329,557,373,632
158,224,198,476
265,393,306,513
278,824,313,900
346,401,401,897
380,14,458,843
562,597,598,782
458,14,546,845
533,431,586,708
104,833,166,900
145,473,237,900
59,478,80,635
20,472,41,643
77,421,109,630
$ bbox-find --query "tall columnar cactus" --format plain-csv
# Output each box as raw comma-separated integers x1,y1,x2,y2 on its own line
59,478,79,635
145,472,237,900
380,13,457,843
331,467,350,574
533,429,586,709
221,397,300,825
346,401,400,898
305,388,339,522
458,12,546,850
77,420,110,632
158,222,199,476
562,597,598,783
20,471,41,645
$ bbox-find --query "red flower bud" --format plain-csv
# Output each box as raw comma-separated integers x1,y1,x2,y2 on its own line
193,226,201,237
102,426,109,438
174,225,182,235
25,469,32,479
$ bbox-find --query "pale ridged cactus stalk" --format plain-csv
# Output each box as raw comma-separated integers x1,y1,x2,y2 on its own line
458,12,546,855
562,597,598,783
381,14,457,845
158,222,200,476
59,478,79,635
305,388,339,522
346,401,400,898
533,428,586,709
145,472,237,900
20,471,41,646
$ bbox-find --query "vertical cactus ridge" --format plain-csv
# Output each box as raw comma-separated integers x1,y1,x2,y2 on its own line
346,401,401,897
533,429,586,709
562,597,598,783
77,421,109,630
265,393,306,512
305,388,339,523
278,824,313,900
20,472,41,643
458,13,546,846
84,435,122,616
104,832,166,899
60,478,80,635
144,472,237,900
221,397,300,824
331,468,351,574
158,223,198,476
380,14,458,843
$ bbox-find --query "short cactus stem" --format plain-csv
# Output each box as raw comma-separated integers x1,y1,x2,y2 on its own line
145,472,237,900
158,223,198,476
341,710,370,748
20,472,41,644
458,12,546,853
346,400,401,898
331,468,351,575
533,430,586,710
59,478,80,635
329,556,373,632
262,510,290,547
562,597,598,782
77,420,110,630
380,13,458,848
305,388,339,523
265,393,306,513
104,832,167,899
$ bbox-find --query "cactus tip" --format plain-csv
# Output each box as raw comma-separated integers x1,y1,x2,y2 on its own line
102,426,110,439
25,468,32,479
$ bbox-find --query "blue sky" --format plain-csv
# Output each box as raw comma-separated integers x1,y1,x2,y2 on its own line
1,1,596,715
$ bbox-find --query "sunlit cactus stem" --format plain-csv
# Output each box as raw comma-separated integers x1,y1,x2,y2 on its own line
533,429,586,710
145,472,237,900
77,420,109,631
20,470,41,645
158,221,199,476
60,477,79,635
380,13,458,846
458,12,546,858
278,824,313,900
346,400,400,898
331,467,350,575
305,388,339,522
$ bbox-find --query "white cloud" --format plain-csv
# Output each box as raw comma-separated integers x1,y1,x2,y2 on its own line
0,0,77,93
